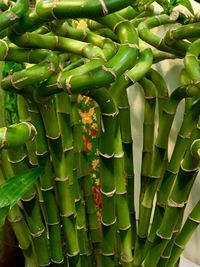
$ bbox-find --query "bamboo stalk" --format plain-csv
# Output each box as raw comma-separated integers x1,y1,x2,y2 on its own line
142,103,200,266
35,0,133,21
0,0,28,31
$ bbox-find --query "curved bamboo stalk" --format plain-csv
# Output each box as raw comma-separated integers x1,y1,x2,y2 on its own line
35,0,133,21
137,14,185,56
0,0,28,31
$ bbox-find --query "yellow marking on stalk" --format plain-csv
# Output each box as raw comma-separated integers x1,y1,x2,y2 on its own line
67,251,80,257
41,186,54,191
63,146,74,152
56,71,62,88
51,0,58,20
55,176,69,182
99,0,108,16
0,40,9,60
174,241,184,249
101,217,117,226
51,259,64,264
30,227,45,238
35,150,49,156
8,11,19,21
46,132,61,140
0,127,7,149
60,211,75,217
113,19,128,32
188,216,200,224
168,199,185,208
8,215,23,223
11,76,28,89
20,121,37,141
65,75,73,94
114,151,124,158
101,111,118,117
22,191,36,201
102,65,116,79
47,221,60,226
8,154,27,163
100,188,116,197
98,151,114,158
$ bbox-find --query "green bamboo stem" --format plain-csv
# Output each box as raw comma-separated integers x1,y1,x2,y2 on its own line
140,86,200,247
0,0,28,31
137,14,185,56
89,87,117,267
167,197,200,267
133,77,156,267
28,100,64,266
142,110,200,267
1,51,58,93
37,95,80,266
49,20,117,60
35,0,133,21
114,118,133,267
179,69,193,113
0,121,36,149
118,92,136,252
9,31,107,60
146,68,169,119
184,38,200,82
6,141,51,266
0,150,38,267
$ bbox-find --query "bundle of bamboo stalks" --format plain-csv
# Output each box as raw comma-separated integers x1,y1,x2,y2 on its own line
0,1,200,267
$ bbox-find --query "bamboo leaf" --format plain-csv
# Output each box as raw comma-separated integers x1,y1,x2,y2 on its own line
0,167,43,208
0,206,9,227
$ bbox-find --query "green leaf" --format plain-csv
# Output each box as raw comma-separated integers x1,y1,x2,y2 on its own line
175,0,194,14
0,167,43,209
0,206,9,227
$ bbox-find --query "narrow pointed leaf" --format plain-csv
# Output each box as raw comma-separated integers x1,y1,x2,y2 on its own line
0,206,9,226
0,167,43,208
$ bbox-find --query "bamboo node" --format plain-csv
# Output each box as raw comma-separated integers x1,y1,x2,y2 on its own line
0,40,9,60
11,76,28,90
51,0,58,20
51,259,64,264
48,221,60,226
41,186,54,191
31,227,45,238
113,19,128,32
168,199,185,208
65,75,73,94
99,0,108,16
55,176,69,182
100,187,116,197
102,65,117,80
101,111,118,117
56,71,63,88
189,216,200,224
102,217,117,226
114,151,124,158
98,150,114,158
118,224,131,231
0,127,7,149
67,251,80,257
8,11,19,21
60,211,75,217
8,154,27,163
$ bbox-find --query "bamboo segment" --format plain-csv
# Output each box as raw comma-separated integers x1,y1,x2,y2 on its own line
28,102,64,265
0,121,36,149
143,120,200,267
0,0,28,31
36,0,133,20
